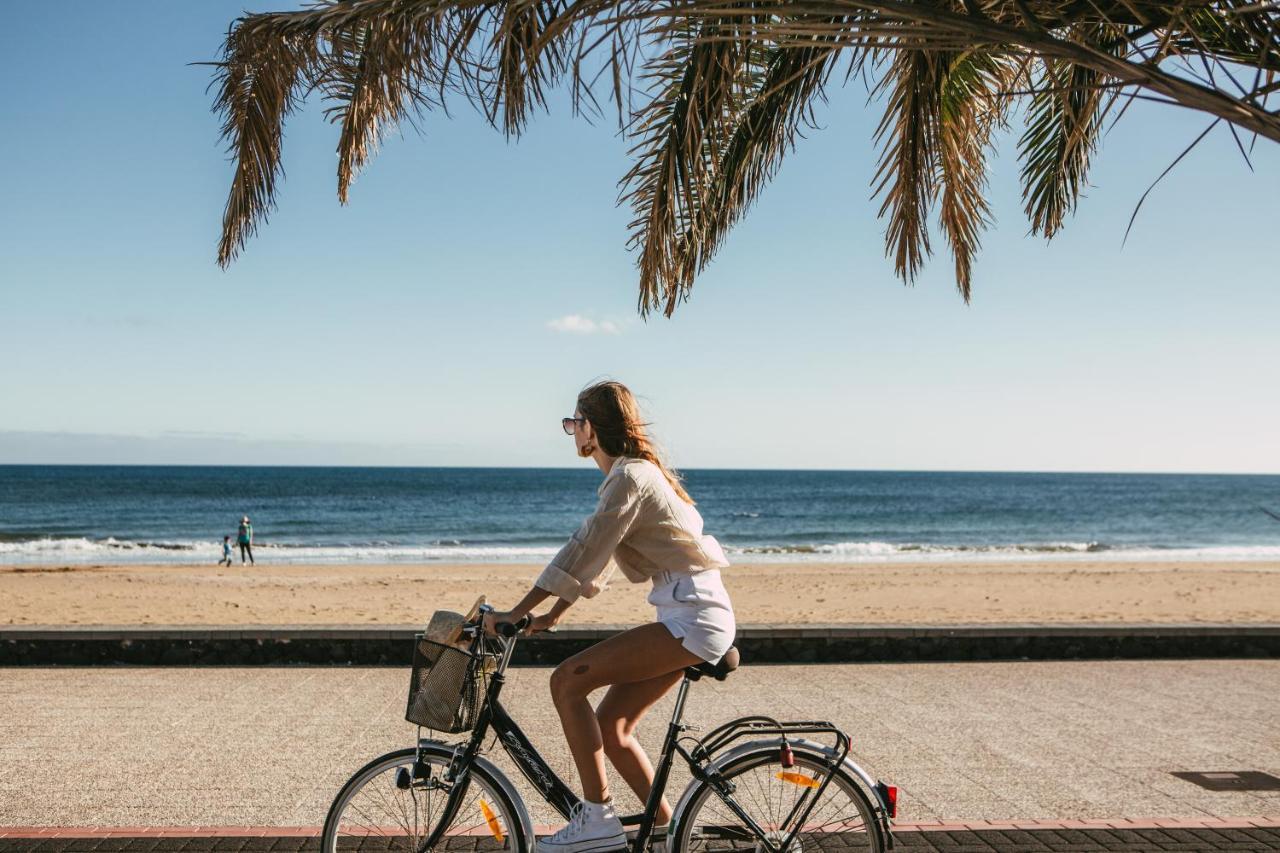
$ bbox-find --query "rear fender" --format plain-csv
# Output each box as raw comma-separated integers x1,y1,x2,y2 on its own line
669,737,892,849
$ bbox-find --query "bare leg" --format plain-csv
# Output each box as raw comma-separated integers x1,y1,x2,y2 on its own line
596,668,685,824
548,622,701,804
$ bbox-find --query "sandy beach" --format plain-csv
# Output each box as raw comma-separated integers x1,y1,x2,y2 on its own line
3,559,1278,626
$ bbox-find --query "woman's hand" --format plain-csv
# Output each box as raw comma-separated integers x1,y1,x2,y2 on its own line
525,612,559,635
481,610,517,638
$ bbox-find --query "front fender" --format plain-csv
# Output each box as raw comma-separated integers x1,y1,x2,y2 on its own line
418,738,537,853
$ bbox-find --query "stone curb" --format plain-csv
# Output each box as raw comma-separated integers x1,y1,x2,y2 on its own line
3,624,1278,665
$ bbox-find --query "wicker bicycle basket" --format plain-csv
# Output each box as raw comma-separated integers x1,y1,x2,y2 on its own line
404,636,496,733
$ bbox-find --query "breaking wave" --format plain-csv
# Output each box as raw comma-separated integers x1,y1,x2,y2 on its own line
2,536,1278,565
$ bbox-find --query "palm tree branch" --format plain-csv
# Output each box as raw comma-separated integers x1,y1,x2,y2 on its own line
208,0,1280,312
1017,54,1105,237
936,49,1016,297
663,34,845,315
872,46,946,284
213,17,321,267
619,10,770,314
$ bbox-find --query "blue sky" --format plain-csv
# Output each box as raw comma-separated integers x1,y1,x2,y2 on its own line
1,2,1277,473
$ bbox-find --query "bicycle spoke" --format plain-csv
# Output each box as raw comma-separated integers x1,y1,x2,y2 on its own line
328,751,521,853
678,752,880,853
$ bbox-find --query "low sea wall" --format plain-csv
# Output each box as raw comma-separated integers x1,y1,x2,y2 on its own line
2,623,1277,665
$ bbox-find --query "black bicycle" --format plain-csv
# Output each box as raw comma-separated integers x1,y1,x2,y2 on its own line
321,603,896,853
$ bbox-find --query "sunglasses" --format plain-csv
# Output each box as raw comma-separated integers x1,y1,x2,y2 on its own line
561,416,586,435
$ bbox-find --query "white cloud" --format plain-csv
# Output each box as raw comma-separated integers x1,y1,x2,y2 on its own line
547,314,621,335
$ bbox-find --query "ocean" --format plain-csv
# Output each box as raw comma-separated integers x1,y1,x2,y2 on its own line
1,465,1278,565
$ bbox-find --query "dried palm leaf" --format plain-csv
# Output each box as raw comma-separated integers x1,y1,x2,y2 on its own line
664,36,845,314
1018,25,1122,237
872,46,946,284
936,49,1018,295
208,0,1280,312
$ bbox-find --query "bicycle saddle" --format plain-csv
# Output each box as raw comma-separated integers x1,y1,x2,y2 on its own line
685,645,739,681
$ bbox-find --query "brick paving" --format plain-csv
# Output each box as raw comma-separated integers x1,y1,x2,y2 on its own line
3,822,1280,852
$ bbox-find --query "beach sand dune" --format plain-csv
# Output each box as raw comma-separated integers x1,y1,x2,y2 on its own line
3,560,1278,626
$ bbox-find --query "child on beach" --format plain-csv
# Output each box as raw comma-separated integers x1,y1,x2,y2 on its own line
219,535,233,567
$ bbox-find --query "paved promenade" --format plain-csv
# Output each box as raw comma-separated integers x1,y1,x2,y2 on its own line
3,823,1280,852
2,660,1276,832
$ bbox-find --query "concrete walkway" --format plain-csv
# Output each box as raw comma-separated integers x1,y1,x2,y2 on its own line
1,661,1276,828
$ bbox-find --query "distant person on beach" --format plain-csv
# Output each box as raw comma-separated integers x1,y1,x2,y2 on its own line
481,380,734,853
219,535,233,567
237,516,254,565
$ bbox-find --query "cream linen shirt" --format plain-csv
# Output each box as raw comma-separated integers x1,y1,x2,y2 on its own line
534,456,730,603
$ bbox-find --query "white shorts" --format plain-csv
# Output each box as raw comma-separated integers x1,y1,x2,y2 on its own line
648,568,736,665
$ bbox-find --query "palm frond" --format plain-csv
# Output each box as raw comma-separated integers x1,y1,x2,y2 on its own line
935,50,1019,297
872,46,947,284
660,36,845,315
208,0,1280,311
620,10,780,314
1018,27,1119,238
214,17,320,267
491,0,572,134
333,14,435,203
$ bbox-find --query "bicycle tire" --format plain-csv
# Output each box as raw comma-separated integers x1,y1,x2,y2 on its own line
321,744,530,853
669,743,885,853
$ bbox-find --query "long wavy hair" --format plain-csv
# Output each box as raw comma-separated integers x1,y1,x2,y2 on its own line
576,380,693,505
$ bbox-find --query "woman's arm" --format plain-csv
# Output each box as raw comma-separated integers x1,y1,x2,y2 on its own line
483,472,640,636
533,472,641,604
483,585,567,635
509,585,553,619
541,595,573,625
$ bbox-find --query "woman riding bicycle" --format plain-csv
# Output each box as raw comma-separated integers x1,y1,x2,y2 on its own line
482,380,736,853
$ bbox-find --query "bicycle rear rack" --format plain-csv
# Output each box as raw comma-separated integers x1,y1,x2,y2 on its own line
690,715,852,765
688,715,896,851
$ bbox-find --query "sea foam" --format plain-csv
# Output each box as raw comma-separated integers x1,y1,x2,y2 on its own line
2,536,1278,565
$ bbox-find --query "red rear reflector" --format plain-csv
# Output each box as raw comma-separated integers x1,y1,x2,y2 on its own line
885,785,898,818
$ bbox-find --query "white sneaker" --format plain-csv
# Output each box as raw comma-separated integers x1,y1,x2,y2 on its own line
537,798,627,853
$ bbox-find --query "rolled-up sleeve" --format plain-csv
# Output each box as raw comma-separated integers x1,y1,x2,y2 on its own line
535,471,643,603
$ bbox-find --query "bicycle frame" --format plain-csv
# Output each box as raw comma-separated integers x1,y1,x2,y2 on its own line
420,611,884,853
479,666,727,853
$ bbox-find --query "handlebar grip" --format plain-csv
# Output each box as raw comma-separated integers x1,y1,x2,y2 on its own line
497,614,533,638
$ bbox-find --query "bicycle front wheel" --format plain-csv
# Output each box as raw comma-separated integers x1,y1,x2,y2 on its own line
670,744,884,853
321,745,529,853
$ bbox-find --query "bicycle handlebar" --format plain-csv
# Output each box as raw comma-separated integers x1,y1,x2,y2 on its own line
498,614,533,638
461,608,533,640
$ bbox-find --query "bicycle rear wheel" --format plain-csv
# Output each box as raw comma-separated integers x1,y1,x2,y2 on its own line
322,745,528,853
670,744,884,853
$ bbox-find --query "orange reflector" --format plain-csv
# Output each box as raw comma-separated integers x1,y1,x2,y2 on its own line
480,799,505,842
776,771,821,789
